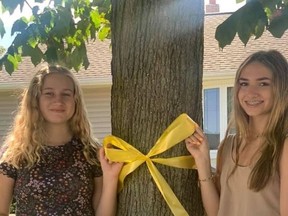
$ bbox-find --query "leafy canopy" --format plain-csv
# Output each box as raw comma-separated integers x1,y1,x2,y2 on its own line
216,0,288,48
2,0,288,73
0,0,110,74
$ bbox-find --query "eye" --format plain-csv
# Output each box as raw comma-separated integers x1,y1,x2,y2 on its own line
259,82,270,87
62,92,73,97
43,91,54,96
239,81,248,87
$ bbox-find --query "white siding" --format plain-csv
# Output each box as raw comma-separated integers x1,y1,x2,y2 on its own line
0,91,20,144
0,86,112,145
82,87,111,142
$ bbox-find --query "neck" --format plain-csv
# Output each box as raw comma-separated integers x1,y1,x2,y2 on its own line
248,117,267,139
44,123,73,146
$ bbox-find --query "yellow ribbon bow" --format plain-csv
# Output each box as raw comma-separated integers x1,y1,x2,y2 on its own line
103,113,197,216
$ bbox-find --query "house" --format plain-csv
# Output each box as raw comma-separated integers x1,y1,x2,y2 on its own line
203,13,288,149
0,40,112,143
1,8,288,149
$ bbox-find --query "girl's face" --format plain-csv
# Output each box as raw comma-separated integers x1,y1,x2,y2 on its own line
39,73,75,127
237,62,274,120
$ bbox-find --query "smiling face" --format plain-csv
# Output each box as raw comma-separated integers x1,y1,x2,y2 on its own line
237,61,274,121
39,73,75,127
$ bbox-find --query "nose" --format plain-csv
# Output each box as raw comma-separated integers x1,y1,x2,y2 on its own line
245,85,259,95
53,94,65,103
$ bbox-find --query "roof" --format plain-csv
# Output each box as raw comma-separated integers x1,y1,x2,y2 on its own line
1,13,288,88
204,13,288,81
0,40,112,89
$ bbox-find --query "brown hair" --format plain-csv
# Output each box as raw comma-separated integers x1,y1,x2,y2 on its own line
224,50,288,191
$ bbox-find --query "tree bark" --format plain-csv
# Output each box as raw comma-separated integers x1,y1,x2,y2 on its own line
111,0,204,215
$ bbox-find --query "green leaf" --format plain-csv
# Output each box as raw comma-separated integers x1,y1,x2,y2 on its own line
79,44,89,70
44,46,58,63
216,0,267,48
254,19,265,39
236,1,267,45
38,10,53,28
54,0,64,6
90,9,101,28
26,45,43,65
27,37,39,48
5,54,19,74
77,19,90,36
11,18,28,35
70,48,82,71
98,25,110,40
268,8,288,38
215,15,237,48
51,7,73,37
236,0,245,3
13,31,29,48
0,18,5,38
1,0,25,15
32,6,40,16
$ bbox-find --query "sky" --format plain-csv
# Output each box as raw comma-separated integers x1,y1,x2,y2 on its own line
0,0,245,48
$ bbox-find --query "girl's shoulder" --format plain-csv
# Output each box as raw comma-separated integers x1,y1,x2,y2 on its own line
0,161,17,180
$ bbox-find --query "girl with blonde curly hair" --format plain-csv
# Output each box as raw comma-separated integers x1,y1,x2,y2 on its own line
0,64,122,216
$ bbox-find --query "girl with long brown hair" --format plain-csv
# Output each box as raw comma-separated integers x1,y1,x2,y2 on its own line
186,50,288,216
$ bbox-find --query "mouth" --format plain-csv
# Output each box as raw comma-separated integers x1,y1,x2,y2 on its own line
50,109,65,113
245,100,263,106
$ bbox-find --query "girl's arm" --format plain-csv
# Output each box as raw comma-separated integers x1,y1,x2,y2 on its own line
185,127,220,216
0,173,14,216
93,147,123,216
280,137,288,216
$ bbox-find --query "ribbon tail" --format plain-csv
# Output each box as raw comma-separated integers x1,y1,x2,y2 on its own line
152,156,197,169
146,160,189,216
118,159,145,192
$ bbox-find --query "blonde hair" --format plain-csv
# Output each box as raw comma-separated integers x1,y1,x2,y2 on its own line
224,50,288,191
0,64,100,168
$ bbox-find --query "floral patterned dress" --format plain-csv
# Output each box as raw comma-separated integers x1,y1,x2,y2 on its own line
0,138,102,216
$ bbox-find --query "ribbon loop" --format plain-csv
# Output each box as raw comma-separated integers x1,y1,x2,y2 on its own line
103,113,197,216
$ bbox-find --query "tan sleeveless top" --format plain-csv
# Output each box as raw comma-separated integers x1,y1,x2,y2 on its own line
217,135,280,216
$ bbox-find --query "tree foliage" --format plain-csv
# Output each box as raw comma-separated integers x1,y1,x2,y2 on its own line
2,0,287,73
0,46,6,56
216,0,288,48
0,0,110,74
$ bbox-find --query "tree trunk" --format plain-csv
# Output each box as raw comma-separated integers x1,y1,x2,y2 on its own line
111,0,204,215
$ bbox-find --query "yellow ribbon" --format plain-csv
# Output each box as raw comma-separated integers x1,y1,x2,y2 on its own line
103,113,197,216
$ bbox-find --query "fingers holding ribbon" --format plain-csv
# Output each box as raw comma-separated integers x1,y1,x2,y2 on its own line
185,126,209,160
99,147,123,179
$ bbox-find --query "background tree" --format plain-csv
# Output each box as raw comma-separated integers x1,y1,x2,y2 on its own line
1,0,286,72
0,0,111,73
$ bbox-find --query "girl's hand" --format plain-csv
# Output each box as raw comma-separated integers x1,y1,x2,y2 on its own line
98,147,123,179
185,126,210,162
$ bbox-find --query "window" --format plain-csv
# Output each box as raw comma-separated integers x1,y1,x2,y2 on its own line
203,88,220,150
227,87,233,123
